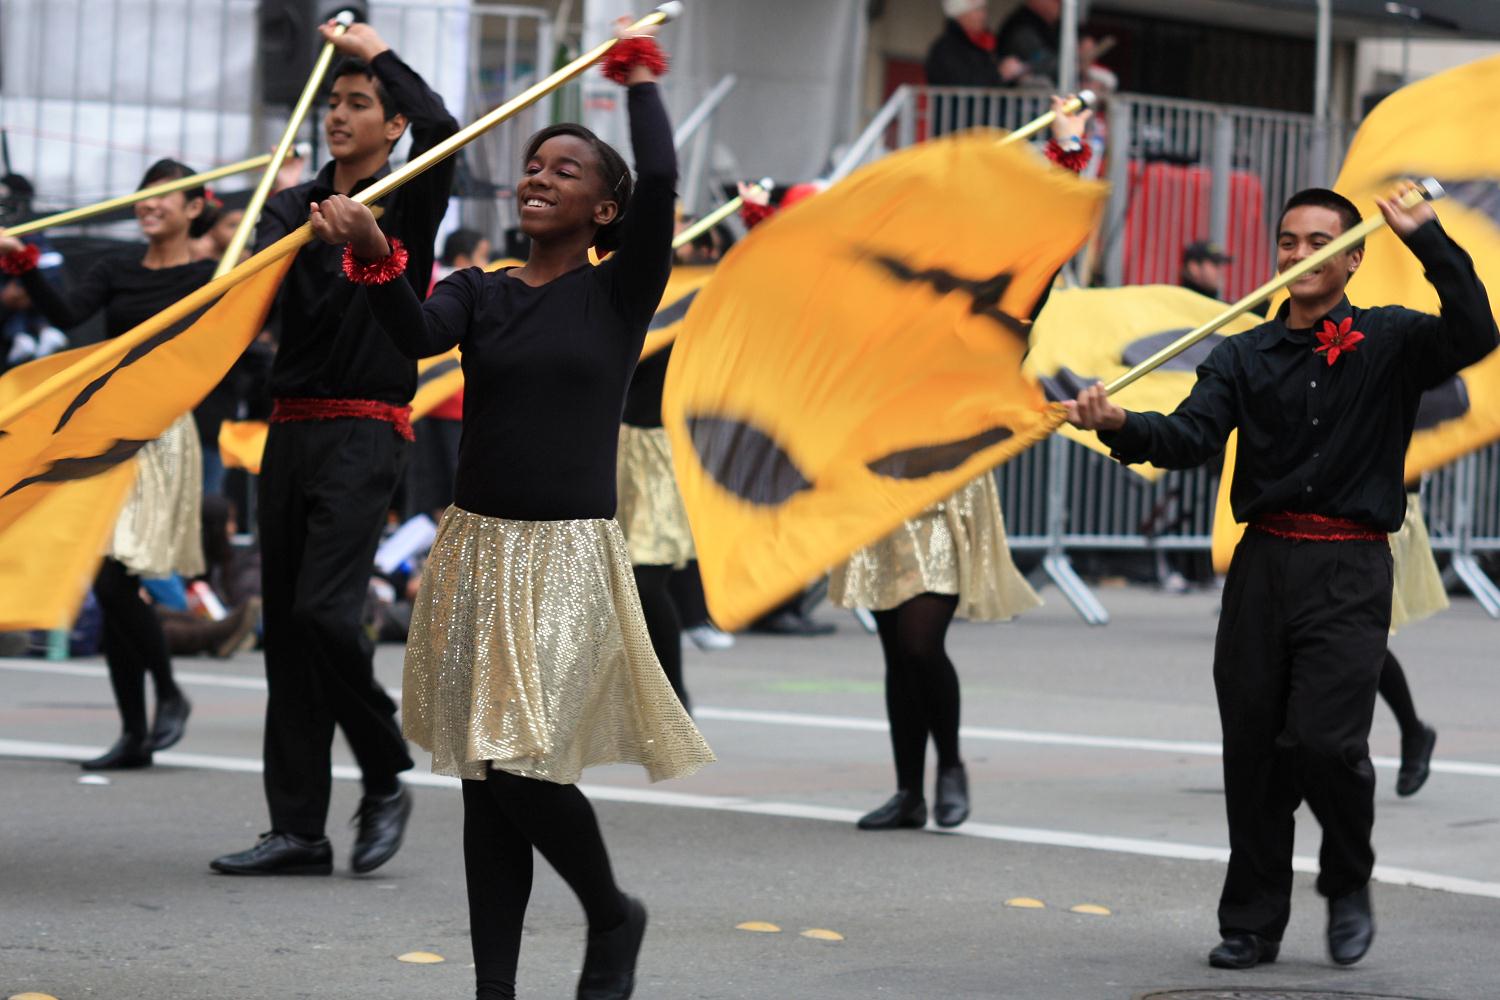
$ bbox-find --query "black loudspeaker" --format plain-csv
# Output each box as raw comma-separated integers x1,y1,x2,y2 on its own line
258,1,368,107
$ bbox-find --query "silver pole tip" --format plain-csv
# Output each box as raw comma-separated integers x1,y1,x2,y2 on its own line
1075,88,1097,110
656,1,684,21
334,9,357,26
1418,176,1445,201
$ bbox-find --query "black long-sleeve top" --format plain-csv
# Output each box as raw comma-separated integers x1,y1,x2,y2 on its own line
364,82,676,520
19,251,214,340
622,342,671,428
255,49,459,405
1099,220,1497,532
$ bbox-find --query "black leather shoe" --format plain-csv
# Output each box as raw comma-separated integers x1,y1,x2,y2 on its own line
577,893,647,1000
1396,724,1437,797
81,733,153,771
857,791,927,830
1328,885,1375,966
150,692,191,751
1207,933,1280,969
350,785,413,874
210,832,333,875
934,765,970,828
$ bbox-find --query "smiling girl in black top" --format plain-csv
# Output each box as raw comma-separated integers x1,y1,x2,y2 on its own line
308,19,711,1000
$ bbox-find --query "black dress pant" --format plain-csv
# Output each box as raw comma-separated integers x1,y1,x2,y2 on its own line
1214,530,1391,941
258,419,414,836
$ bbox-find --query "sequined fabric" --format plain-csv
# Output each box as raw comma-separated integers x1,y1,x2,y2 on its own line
830,473,1041,621
1390,494,1447,633
109,412,204,578
403,507,714,783
616,425,695,568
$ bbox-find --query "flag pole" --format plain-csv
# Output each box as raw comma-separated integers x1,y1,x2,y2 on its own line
1104,178,1443,396
213,9,357,276
2,156,274,239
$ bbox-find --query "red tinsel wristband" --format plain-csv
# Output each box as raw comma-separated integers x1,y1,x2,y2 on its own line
0,243,41,276
601,36,669,85
1045,138,1092,175
342,237,408,285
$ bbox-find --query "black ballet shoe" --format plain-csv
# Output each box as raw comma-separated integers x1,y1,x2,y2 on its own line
1396,724,1437,797
856,791,927,830
577,893,647,1000
1207,933,1279,969
934,765,970,828
150,692,191,751
80,733,153,771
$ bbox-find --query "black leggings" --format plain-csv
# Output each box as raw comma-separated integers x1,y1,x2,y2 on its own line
873,593,962,795
91,558,180,738
633,564,688,711
464,770,627,1000
1379,649,1422,741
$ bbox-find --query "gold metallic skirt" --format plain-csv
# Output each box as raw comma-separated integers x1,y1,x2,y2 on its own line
110,412,204,578
402,506,715,784
616,425,695,568
830,473,1042,621
1390,494,1447,633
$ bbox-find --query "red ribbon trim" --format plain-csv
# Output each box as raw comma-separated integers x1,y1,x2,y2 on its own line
1251,511,1384,542
601,37,669,85
0,243,41,275
271,397,415,441
341,237,408,286
1045,138,1092,175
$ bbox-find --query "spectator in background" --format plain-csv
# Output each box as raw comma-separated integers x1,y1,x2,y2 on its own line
926,0,1024,88
1181,241,1232,300
996,0,1100,89
0,174,69,373
434,226,490,281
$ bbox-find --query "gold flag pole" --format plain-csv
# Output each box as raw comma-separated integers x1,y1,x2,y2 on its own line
214,9,356,276
1104,178,1443,396
675,92,1097,249
999,89,1095,146
2,156,273,239
0,3,684,431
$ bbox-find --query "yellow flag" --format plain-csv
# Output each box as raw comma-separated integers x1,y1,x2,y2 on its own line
663,131,1107,630
0,253,293,628
1025,284,1260,479
641,264,715,360
1324,54,1500,477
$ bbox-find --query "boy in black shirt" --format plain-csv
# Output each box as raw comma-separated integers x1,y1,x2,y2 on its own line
1067,185,1496,968
211,18,458,877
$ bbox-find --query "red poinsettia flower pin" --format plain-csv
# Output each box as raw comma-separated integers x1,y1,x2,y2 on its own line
1314,316,1364,366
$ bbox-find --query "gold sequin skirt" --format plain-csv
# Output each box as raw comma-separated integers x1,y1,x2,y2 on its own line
109,412,204,578
1390,494,1447,633
402,506,715,784
616,425,695,568
829,473,1042,621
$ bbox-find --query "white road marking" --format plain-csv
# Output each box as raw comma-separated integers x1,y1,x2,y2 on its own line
6,658,1498,779
3,736,1498,902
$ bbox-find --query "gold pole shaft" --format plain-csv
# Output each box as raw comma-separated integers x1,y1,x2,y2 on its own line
1104,179,1443,396
674,195,741,249
214,11,355,277
2,156,273,238
999,89,1095,146
353,4,680,210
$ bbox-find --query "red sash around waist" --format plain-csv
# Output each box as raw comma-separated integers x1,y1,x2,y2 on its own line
1250,511,1384,543
270,397,415,441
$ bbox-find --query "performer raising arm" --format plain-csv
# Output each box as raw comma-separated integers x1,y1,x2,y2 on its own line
210,19,459,878
1066,185,1496,969
306,18,712,1000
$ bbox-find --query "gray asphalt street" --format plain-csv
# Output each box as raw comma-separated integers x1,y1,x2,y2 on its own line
4,584,1498,999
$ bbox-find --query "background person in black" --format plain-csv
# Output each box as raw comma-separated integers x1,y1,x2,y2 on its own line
1066,185,1497,969
304,21,713,997
0,159,212,768
210,19,458,878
